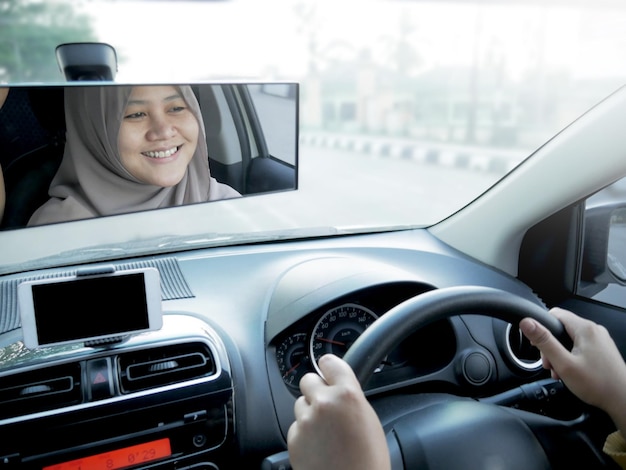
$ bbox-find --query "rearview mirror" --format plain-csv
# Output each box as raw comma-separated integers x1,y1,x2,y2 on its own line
55,42,118,81
0,82,298,229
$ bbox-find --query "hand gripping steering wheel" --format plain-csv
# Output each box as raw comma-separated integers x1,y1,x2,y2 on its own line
341,286,605,470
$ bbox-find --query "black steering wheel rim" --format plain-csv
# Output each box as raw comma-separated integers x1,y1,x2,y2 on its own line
343,285,570,386
342,285,583,470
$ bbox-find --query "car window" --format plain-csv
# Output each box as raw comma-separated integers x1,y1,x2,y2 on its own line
249,84,298,166
3,0,626,272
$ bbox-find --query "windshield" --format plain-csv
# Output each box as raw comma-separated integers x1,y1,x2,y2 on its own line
2,0,626,272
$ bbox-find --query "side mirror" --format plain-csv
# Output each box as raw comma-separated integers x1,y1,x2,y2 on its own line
55,42,117,81
581,203,626,295
608,208,626,281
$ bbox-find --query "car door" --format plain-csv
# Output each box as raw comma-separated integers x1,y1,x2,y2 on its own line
518,175,626,355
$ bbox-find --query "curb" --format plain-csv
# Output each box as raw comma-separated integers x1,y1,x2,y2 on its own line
299,132,526,174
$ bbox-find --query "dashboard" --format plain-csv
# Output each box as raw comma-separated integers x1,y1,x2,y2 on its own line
0,229,551,468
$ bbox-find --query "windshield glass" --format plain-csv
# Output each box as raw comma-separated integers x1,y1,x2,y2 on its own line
2,0,626,272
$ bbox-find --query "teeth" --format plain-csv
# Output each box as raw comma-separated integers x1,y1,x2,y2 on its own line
143,146,178,158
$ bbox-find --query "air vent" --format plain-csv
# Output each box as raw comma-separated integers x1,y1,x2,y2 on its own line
505,323,542,371
0,363,82,419
118,343,216,393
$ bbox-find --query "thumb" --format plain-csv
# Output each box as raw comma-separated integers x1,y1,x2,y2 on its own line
519,317,570,369
317,354,360,387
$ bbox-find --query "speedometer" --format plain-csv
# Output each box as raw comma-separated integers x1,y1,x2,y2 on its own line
309,303,378,375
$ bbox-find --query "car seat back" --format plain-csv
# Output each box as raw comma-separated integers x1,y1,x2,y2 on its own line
0,87,65,229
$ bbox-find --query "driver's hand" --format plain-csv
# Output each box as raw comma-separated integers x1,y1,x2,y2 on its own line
520,307,626,435
287,354,391,470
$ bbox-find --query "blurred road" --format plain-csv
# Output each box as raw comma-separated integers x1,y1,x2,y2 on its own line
296,145,503,226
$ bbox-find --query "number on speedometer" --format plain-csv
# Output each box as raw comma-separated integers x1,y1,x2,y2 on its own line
309,303,378,375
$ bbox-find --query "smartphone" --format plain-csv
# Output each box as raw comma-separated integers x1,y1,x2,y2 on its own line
18,267,162,349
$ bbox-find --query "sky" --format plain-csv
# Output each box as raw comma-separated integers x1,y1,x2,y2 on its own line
80,0,626,84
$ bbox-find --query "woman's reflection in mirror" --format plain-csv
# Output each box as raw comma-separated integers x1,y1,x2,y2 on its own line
28,85,239,226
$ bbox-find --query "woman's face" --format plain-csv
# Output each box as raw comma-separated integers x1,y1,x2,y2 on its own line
118,86,200,187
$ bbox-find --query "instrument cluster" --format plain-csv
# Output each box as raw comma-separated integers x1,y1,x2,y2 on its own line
271,283,457,394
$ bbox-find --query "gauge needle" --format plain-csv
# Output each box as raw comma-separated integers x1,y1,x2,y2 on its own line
284,362,300,377
318,338,346,346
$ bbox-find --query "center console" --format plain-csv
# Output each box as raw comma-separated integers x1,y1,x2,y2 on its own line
0,315,234,470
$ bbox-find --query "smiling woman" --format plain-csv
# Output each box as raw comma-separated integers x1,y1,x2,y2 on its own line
27,85,241,226
118,86,200,188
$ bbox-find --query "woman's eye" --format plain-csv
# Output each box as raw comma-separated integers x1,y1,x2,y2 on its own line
124,111,146,119
169,106,186,113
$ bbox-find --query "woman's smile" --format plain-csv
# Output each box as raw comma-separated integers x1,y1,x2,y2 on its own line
142,145,181,160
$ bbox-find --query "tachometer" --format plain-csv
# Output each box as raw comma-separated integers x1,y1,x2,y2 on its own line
310,303,378,375
276,332,310,389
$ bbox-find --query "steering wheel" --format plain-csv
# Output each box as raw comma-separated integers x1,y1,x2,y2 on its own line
342,286,610,470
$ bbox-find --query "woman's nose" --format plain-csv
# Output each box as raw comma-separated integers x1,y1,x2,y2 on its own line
146,115,176,140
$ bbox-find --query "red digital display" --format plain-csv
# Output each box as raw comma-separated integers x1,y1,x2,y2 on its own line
43,438,171,470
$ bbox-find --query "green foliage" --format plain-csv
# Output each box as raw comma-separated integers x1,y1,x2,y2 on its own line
0,0,96,82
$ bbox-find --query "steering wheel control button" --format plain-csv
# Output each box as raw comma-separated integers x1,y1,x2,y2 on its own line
462,351,492,386
86,357,114,400
261,450,292,470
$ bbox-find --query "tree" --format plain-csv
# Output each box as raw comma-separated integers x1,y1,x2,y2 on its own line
0,0,96,82
379,12,421,77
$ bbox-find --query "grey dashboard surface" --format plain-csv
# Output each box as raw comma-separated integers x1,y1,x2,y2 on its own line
0,228,545,457
161,228,544,448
